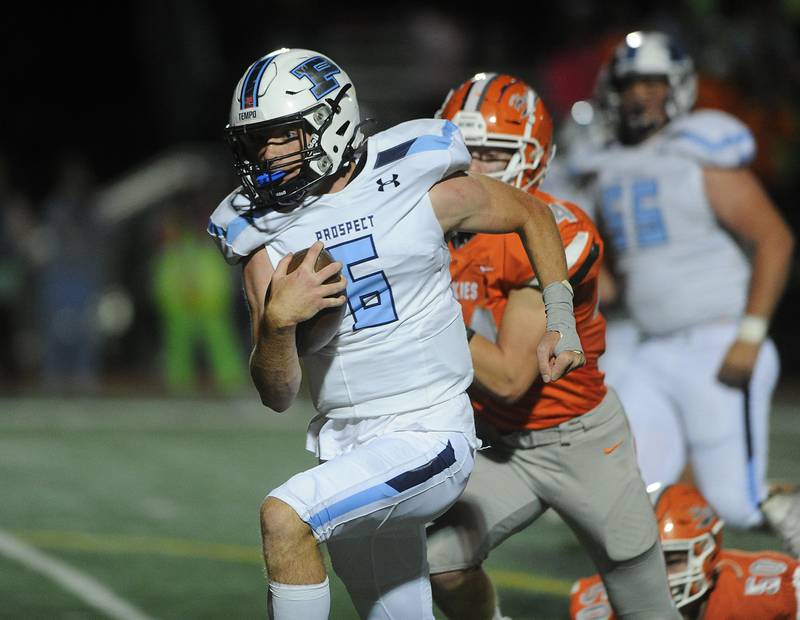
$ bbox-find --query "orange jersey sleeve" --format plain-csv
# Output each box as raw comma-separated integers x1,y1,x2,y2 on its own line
569,575,615,620
496,189,603,294
703,549,799,620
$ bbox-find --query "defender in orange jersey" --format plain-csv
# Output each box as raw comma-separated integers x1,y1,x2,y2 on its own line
426,73,679,620
450,194,606,430
570,483,800,620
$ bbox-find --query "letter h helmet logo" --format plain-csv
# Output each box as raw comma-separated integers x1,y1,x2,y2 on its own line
290,56,341,100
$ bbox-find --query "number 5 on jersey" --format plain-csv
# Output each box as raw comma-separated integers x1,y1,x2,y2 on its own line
327,235,399,330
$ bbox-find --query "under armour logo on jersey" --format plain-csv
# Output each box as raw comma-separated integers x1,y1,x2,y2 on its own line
376,175,400,192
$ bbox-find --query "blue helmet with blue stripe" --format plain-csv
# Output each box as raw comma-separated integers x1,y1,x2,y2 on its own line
225,48,364,209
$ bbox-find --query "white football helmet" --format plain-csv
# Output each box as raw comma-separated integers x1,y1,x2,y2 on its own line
595,31,697,143
225,48,364,208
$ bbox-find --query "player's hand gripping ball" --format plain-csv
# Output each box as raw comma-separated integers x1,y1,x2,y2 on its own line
286,247,347,355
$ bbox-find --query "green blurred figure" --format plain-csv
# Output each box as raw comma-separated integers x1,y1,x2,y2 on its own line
153,210,245,395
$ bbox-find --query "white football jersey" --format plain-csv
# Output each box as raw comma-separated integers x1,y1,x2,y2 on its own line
573,109,755,336
209,119,474,424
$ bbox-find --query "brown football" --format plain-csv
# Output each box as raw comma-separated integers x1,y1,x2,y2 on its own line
286,247,347,355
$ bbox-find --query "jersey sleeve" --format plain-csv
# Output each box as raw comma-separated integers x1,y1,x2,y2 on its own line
370,118,471,186
562,222,603,287
501,195,603,290
206,188,269,265
663,109,756,168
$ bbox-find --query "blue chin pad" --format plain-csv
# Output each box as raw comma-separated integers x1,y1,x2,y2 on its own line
255,170,287,187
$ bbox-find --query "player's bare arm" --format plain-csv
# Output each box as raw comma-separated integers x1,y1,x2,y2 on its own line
470,287,547,403
243,242,346,411
704,167,795,386
429,171,585,382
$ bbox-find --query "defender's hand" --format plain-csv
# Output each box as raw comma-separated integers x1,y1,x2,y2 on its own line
264,241,346,329
537,331,586,383
717,340,760,387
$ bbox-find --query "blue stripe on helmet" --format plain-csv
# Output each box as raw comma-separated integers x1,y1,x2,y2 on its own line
240,57,272,110
252,56,275,108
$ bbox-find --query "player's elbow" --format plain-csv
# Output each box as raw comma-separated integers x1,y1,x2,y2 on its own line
251,373,297,413
260,393,293,413
766,221,795,268
492,374,533,404
781,225,795,254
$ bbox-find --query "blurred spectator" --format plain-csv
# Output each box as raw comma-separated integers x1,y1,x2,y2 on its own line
38,153,103,391
152,201,245,395
0,156,36,383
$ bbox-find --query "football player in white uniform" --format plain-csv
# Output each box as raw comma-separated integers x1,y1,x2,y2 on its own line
207,48,585,619
571,32,798,555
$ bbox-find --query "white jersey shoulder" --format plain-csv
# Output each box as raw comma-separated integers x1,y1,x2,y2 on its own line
207,187,264,265
370,118,471,177
660,109,756,168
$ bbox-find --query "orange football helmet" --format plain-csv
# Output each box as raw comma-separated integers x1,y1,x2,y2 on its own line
656,483,724,608
436,72,554,190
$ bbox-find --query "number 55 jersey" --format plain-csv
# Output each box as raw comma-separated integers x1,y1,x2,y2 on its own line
574,109,756,337
208,119,477,456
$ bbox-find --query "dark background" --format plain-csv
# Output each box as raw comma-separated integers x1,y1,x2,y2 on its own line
2,0,799,393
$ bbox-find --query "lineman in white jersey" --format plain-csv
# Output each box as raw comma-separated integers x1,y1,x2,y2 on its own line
542,116,643,390
574,31,798,554
207,48,585,619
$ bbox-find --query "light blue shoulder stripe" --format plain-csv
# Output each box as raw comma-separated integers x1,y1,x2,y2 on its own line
374,121,459,168
407,120,458,155
207,220,225,238
670,130,753,151
206,214,255,249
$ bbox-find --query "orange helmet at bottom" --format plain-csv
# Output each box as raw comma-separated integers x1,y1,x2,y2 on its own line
655,483,724,608
436,72,554,191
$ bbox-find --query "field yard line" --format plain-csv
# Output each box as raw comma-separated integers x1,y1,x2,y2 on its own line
488,568,573,596
0,528,155,620
16,529,574,598
18,529,261,564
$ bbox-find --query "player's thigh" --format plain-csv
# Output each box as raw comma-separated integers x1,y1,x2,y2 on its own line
328,524,434,620
599,317,641,390
682,331,779,446
268,430,474,543
615,356,685,486
685,338,779,527
426,444,546,574
539,392,658,564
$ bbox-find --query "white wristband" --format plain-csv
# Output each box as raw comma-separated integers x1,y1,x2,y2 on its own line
737,315,768,344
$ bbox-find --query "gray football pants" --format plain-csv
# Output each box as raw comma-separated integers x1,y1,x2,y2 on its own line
426,389,679,619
